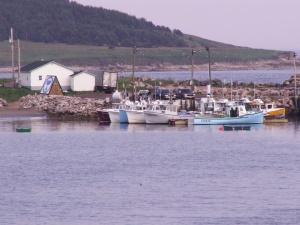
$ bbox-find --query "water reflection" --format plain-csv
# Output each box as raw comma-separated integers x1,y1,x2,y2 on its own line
193,124,265,132
0,116,300,134
100,123,192,132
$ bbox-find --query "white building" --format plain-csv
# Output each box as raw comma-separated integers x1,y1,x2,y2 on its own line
70,71,95,91
19,60,74,91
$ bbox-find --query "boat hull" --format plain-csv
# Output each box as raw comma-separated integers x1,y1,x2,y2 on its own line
193,112,264,125
16,128,31,132
126,110,146,124
144,111,193,124
144,111,178,124
264,107,286,118
107,110,120,123
119,109,129,123
223,125,251,131
97,110,110,123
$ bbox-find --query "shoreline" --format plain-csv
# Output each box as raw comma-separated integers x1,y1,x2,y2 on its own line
0,60,295,73
0,108,47,118
0,101,47,118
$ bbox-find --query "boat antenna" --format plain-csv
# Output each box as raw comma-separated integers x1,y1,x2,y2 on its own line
230,75,233,101
205,47,212,101
253,82,255,99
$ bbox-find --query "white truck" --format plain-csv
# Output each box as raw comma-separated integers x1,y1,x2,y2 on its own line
94,71,118,93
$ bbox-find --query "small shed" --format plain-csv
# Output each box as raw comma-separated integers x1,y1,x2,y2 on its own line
40,75,63,95
70,71,95,91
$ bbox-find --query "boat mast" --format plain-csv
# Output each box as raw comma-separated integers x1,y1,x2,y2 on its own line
230,75,233,101
132,46,138,101
205,47,211,101
191,49,196,91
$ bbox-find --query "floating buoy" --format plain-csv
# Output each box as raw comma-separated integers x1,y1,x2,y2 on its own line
219,126,223,131
16,128,31,132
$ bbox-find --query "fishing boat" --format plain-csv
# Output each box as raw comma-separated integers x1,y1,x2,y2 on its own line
144,102,194,124
107,102,127,123
97,109,110,123
119,101,136,123
241,98,286,119
193,104,264,125
126,100,148,124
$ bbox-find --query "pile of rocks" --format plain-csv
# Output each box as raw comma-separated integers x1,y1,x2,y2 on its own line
19,94,111,119
0,98,8,107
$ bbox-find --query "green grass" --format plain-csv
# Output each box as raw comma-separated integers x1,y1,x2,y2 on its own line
0,87,34,102
0,41,289,68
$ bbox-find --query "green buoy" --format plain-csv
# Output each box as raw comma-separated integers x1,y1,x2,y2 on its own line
16,128,31,132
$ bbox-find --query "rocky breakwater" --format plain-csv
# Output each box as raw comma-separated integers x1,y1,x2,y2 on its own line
19,95,111,119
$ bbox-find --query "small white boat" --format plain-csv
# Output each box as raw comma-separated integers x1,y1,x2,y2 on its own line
107,101,132,123
144,102,194,124
126,100,148,124
107,103,123,123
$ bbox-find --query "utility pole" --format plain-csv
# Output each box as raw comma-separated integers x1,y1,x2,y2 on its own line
9,28,15,88
18,39,21,88
191,49,196,91
132,46,138,101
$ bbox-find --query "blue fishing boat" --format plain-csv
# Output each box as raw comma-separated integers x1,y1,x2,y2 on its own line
194,105,264,125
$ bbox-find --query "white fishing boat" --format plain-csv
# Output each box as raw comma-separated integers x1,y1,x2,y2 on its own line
144,102,194,124
119,101,135,123
107,103,124,123
126,100,148,124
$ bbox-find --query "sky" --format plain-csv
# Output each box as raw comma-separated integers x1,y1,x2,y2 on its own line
74,0,300,51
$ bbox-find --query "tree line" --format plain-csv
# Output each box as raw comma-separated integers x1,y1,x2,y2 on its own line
0,0,187,47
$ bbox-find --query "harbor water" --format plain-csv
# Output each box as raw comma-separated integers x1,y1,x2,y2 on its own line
0,116,300,224
121,69,299,84
1,69,299,84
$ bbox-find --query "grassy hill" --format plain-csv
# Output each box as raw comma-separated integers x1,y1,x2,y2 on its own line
0,40,289,69
0,0,291,69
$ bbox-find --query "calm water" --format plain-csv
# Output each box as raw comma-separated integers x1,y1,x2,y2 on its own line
0,116,300,224
121,70,300,84
1,69,299,84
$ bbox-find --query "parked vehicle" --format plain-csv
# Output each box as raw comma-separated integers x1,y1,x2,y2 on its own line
175,88,196,99
138,90,151,100
154,88,176,100
93,71,118,93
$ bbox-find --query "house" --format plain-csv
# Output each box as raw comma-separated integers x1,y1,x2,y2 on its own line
19,60,74,90
70,71,95,91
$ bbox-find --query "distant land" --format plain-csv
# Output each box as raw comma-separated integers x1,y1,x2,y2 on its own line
0,0,296,71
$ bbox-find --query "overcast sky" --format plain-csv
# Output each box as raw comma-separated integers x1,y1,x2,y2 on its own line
74,0,299,51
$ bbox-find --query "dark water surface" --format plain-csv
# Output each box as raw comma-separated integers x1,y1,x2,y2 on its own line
0,117,300,224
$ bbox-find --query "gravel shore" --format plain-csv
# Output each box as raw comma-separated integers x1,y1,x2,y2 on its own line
0,101,47,118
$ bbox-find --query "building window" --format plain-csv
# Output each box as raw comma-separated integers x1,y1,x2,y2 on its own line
39,75,42,80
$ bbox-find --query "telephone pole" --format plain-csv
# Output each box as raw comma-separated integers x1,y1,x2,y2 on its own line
9,28,15,88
